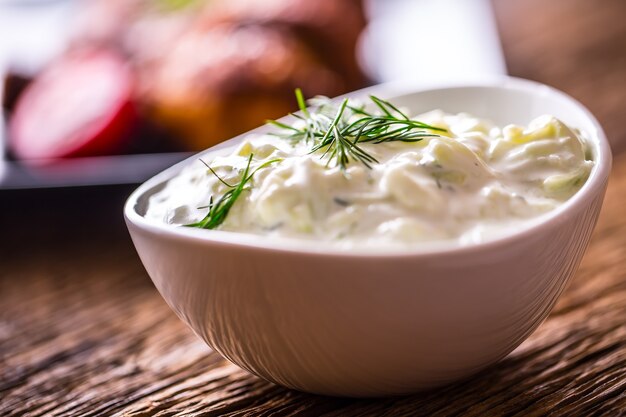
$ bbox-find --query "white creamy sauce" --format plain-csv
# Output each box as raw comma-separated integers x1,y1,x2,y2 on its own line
146,110,594,246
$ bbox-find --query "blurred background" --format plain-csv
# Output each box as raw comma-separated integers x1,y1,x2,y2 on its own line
0,0,504,188
0,0,624,237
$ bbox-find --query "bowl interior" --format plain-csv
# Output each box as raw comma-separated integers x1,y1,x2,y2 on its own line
127,77,611,255
389,84,602,139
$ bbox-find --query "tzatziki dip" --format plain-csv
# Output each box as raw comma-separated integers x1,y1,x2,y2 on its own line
146,91,594,246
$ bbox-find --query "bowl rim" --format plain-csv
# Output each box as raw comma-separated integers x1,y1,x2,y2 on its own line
124,76,612,258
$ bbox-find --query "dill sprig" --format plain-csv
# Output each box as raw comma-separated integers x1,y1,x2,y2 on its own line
267,90,447,171
310,99,378,169
186,154,281,229
187,91,446,230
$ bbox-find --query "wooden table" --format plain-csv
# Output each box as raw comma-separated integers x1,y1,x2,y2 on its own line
2,0,625,415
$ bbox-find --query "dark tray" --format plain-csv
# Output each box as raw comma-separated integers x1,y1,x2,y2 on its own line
0,152,191,189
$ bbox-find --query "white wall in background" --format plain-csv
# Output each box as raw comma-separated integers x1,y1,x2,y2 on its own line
0,0,76,75
360,0,506,84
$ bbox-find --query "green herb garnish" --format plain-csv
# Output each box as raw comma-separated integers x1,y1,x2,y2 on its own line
268,90,447,171
188,90,446,230
186,154,281,229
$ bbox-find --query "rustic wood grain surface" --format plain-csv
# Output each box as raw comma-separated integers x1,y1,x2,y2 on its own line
1,0,626,415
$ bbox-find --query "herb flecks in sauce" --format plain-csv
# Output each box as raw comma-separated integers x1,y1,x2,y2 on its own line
149,91,595,246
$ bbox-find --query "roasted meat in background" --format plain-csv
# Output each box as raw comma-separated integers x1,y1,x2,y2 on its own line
4,0,368,160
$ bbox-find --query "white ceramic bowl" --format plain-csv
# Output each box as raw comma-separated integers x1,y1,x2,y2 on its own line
125,77,611,397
